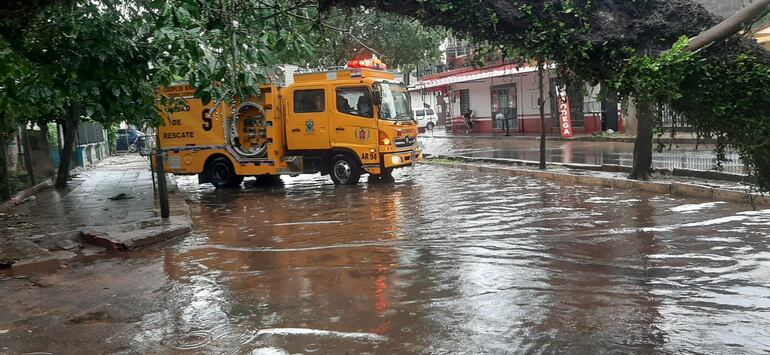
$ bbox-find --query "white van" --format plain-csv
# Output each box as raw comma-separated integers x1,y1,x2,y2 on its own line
413,107,438,130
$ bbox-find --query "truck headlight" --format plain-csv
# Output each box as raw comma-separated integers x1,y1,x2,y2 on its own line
391,156,403,165
379,130,391,145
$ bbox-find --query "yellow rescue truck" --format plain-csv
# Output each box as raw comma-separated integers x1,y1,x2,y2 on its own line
157,65,422,187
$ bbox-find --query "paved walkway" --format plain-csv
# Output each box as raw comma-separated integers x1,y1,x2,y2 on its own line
423,125,713,144
421,130,745,175
0,154,187,268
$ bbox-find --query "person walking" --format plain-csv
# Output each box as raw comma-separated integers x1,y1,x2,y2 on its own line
463,109,474,134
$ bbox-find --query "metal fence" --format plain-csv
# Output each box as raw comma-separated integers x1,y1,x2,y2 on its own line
77,122,106,144
652,151,745,174
658,105,692,129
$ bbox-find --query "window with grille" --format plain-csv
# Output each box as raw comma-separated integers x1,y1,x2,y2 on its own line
458,89,470,115
568,84,584,128
490,84,517,128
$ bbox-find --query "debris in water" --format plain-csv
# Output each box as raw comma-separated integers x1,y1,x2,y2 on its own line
108,193,133,201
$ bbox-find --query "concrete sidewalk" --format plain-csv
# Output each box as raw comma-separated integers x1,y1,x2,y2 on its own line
0,154,190,273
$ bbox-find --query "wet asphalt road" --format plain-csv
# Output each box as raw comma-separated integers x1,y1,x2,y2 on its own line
2,150,769,354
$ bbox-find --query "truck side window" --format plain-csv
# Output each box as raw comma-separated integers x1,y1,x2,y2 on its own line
336,87,373,118
294,89,325,113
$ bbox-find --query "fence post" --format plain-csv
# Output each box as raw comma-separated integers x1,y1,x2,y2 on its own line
154,139,170,219
20,125,35,186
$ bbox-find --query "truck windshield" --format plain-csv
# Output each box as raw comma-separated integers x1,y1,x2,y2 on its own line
377,83,412,121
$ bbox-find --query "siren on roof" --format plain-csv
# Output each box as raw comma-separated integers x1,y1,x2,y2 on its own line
346,54,387,70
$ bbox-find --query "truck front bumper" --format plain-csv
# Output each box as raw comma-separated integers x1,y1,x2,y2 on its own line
382,148,423,168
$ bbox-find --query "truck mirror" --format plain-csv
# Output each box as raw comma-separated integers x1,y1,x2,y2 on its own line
372,91,382,105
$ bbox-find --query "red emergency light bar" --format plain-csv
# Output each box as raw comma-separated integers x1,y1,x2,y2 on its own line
347,57,388,70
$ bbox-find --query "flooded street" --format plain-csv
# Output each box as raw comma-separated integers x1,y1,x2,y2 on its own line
169,166,770,354
5,161,770,354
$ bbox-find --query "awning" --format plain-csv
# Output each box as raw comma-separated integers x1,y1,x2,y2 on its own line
411,64,539,90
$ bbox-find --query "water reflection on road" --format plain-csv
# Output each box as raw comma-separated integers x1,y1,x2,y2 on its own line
421,135,746,174
156,164,770,353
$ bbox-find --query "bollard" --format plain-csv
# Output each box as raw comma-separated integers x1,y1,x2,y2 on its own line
155,150,170,219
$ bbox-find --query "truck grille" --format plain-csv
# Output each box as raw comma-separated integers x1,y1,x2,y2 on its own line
395,136,416,148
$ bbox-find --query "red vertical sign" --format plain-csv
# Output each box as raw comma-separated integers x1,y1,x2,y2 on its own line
557,86,574,138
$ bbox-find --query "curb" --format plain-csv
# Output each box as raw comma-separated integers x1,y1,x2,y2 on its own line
437,155,754,185
0,179,53,213
426,160,768,206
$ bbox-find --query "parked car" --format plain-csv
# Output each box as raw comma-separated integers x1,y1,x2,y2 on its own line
116,129,146,152
413,107,438,130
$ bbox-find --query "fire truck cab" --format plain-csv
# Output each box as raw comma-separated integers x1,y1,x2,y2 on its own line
158,65,422,187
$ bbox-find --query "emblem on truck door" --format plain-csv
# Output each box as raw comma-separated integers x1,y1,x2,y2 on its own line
356,128,369,141
305,119,315,134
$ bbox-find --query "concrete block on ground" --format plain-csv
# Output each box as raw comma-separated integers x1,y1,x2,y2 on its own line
671,183,715,200
0,237,56,269
80,215,192,251
11,255,61,275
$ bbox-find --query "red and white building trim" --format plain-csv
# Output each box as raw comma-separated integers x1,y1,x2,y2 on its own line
409,63,623,135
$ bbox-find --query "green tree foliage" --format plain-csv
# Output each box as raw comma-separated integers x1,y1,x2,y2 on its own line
614,36,770,190
306,8,444,71
0,1,158,125
151,0,316,107
152,1,443,105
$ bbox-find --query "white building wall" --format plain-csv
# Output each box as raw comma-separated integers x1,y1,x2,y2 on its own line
409,91,440,111
449,72,558,121
411,68,606,128
450,79,493,118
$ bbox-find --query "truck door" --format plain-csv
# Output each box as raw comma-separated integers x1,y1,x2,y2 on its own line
332,86,378,162
286,87,331,150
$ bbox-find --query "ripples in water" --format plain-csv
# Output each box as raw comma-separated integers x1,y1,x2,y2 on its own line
152,163,770,354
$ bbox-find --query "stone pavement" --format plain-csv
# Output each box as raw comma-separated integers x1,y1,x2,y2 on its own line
0,154,190,272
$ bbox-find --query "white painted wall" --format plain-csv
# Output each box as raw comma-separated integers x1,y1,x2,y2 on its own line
412,68,605,122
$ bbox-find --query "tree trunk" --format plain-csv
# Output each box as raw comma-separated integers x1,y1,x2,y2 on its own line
20,124,35,186
538,59,547,170
55,104,79,188
628,101,654,180
685,0,770,52
0,114,9,201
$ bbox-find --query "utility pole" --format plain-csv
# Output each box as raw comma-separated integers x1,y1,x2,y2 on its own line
0,113,10,201
538,58,547,170
154,135,170,219
20,124,35,186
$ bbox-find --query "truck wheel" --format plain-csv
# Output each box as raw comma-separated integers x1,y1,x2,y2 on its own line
378,167,395,183
255,174,282,186
426,122,435,130
208,156,242,188
330,154,361,185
